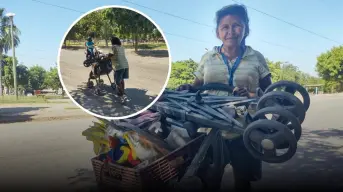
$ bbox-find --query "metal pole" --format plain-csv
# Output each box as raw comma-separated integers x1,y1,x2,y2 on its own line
0,60,2,96
9,16,18,100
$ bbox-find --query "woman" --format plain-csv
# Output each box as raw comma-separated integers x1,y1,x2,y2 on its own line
178,4,272,191
110,36,129,103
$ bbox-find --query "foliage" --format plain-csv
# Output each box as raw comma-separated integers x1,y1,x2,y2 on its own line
167,58,323,92
0,7,21,95
65,8,164,51
167,59,198,89
43,66,61,91
316,46,343,92
0,8,21,54
28,65,46,90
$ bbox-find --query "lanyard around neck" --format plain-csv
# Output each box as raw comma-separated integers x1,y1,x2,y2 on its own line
220,45,244,86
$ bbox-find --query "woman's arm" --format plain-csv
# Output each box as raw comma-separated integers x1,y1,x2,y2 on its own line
192,77,204,89
257,52,272,91
259,73,272,91
242,52,272,98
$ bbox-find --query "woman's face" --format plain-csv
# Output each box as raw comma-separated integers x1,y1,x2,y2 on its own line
217,15,246,48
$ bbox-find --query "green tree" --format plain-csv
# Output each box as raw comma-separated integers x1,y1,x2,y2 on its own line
316,46,343,92
43,66,62,91
2,55,18,89
105,8,158,51
28,65,46,90
16,63,29,91
167,59,198,89
166,57,323,91
0,8,21,95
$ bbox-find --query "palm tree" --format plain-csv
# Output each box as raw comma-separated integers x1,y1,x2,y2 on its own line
0,8,20,95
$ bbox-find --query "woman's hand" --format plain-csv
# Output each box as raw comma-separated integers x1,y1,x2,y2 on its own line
233,87,252,97
176,84,193,91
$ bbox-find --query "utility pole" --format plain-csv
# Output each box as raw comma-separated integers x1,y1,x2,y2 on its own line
0,60,3,96
6,12,18,100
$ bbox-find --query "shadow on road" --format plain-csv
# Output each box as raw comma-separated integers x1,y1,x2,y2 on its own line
69,83,156,117
135,50,169,58
254,128,343,190
0,107,48,123
62,128,343,191
67,168,98,192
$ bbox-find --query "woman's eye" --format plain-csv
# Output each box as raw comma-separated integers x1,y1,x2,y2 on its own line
232,23,240,28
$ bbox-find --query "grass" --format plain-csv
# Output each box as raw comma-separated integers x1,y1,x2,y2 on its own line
65,41,168,50
0,95,68,104
0,95,48,103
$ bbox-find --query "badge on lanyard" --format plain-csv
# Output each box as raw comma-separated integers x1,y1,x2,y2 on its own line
219,45,244,86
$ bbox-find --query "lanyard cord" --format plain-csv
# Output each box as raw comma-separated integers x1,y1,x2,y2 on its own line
219,45,245,86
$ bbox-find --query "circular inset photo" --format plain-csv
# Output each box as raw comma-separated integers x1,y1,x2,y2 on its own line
58,6,171,119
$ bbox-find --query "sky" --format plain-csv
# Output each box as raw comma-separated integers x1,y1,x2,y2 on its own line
1,0,343,77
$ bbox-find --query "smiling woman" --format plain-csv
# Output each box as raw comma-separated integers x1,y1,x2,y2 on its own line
176,4,273,191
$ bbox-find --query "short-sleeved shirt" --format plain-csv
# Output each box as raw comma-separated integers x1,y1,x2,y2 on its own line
194,45,270,96
111,45,129,70
86,41,94,51
194,45,270,139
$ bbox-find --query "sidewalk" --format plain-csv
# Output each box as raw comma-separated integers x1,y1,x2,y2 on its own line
0,102,93,124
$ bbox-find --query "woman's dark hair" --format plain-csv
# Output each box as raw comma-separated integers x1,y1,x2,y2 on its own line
89,32,96,38
215,4,250,46
111,36,122,46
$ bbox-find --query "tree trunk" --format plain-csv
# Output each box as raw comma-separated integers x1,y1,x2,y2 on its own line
134,34,138,52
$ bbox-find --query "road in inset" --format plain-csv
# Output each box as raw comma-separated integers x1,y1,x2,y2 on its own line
59,48,169,117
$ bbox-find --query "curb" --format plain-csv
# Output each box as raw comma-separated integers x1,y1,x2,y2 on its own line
0,114,93,124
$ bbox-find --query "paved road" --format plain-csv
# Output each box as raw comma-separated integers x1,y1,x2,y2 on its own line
233,95,343,191
0,118,97,192
0,95,342,191
59,48,169,117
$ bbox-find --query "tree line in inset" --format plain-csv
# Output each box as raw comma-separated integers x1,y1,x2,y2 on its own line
64,8,164,51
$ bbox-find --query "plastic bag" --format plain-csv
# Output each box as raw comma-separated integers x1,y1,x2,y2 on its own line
165,126,191,149
123,131,168,162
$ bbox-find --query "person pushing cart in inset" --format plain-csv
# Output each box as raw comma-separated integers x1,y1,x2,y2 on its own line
109,36,130,103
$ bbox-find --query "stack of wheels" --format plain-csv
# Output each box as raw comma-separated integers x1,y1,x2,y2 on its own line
242,80,310,163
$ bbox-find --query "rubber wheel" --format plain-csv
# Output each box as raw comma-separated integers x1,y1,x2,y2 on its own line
251,106,302,142
243,119,297,163
257,91,306,124
83,60,91,67
87,81,94,88
111,83,117,90
95,88,100,95
264,80,310,112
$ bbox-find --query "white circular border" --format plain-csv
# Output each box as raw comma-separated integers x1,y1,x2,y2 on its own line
57,5,172,120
